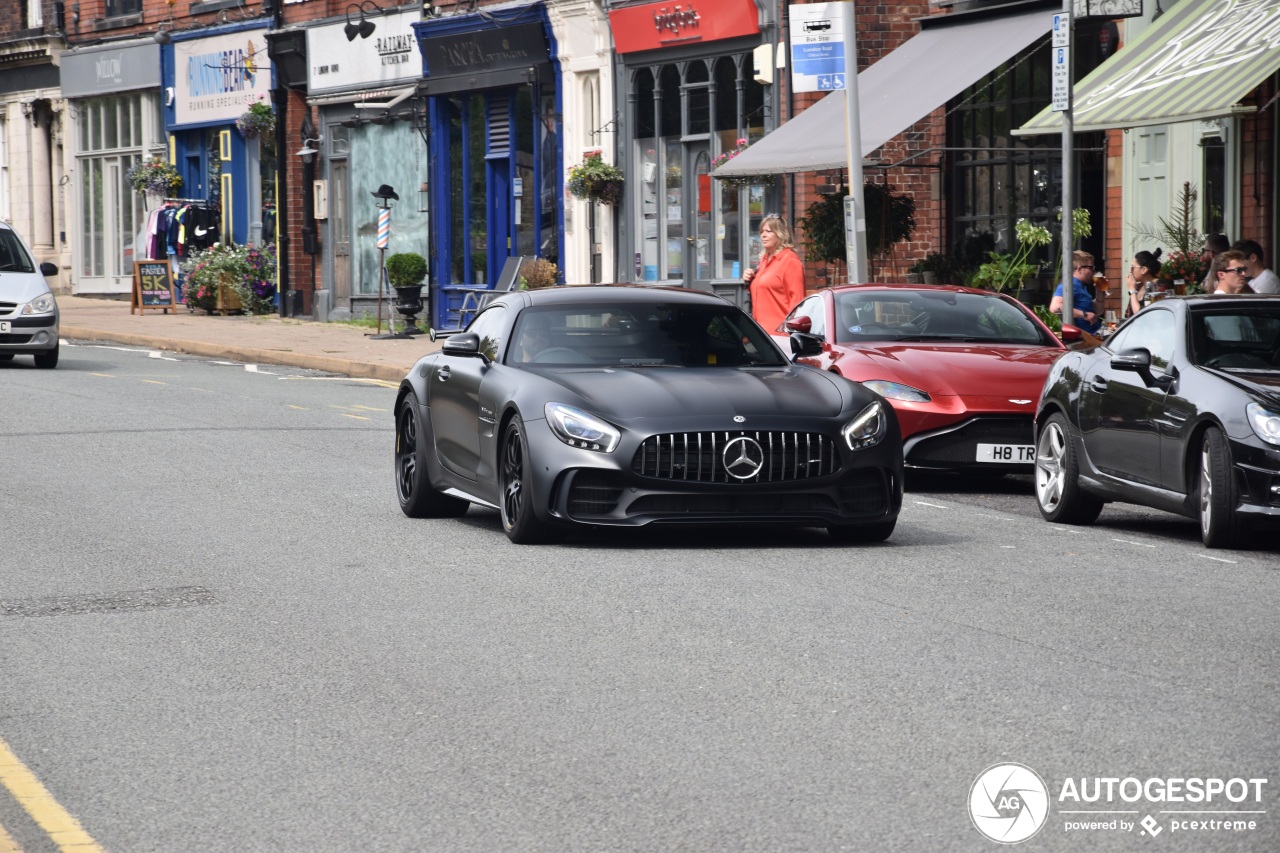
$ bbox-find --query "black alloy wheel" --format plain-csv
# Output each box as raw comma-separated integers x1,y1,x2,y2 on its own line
395,392,469,518
499,416,560,544
1034,413,1103,525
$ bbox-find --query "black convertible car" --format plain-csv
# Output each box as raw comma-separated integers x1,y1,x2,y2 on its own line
395,286,904,543
1034,294,1280,548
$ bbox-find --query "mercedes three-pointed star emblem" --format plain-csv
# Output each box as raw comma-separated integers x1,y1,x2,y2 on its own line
722,436,765,480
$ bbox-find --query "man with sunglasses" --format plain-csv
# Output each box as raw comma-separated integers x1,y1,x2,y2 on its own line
1048,250,1101,333
1211,249,1255,295
1232,239,1278,294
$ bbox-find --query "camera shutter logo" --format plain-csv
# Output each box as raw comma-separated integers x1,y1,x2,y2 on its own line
969,763,1049,844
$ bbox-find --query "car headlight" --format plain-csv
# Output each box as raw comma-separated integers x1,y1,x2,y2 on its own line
860,380,931,403
842,400,887,451
1247,402,1280,446
544,403,620,452
22,293,56,315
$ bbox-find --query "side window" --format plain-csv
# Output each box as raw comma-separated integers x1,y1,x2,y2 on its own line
1109,308,1175,371
465,305,506,362
788,295,826,337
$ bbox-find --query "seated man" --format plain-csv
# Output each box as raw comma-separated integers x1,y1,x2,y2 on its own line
513,313,555,363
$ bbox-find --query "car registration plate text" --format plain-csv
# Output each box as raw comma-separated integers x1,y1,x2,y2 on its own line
976,443,1035,463
0,321,9,333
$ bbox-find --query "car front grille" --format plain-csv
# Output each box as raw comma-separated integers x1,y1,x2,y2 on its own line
632,430,839,484
907,416,1033,466
0,302,16,315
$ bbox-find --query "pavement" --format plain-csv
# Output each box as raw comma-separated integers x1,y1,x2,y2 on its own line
57,294,442,382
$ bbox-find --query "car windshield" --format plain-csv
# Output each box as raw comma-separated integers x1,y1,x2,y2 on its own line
0,229,36,274
1191,305,1280,372
832,290,1053,345
508,302,789,367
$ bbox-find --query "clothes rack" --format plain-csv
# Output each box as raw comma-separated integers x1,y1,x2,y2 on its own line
162,197,211,205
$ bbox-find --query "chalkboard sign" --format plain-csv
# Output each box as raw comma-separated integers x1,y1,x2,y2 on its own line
132,261,178,314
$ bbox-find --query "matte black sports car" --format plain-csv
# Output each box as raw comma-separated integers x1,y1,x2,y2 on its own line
395,286,904,544
1034,294,1280,548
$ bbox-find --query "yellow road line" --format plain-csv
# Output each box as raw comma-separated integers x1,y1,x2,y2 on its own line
352,405,388,412
141,380,167,386
0,820,22,853
341,413,369,421
88,373,113,378
0,737,102,852
287,404,307,410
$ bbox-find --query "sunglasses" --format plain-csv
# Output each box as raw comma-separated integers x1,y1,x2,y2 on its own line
1224,266,1251,276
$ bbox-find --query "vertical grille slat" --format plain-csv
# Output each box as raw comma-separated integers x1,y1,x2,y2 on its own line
632,431,838,484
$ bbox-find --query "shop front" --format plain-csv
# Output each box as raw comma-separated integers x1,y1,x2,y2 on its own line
608,0,769,304
61,39,163,295
412,6,562,330
163,23,277,252
306,6,427,320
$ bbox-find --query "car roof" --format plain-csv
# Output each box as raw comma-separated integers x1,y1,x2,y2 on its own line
824,283,1005,298
520,284,732,306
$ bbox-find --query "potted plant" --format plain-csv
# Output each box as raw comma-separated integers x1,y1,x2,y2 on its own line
126,157,182,198
567,151,624,205
799,183,915,282
909,252,953,285
235,99,276,140
180,242,277,315
385,252,428,333
518,257,560,289
971,218,1052,294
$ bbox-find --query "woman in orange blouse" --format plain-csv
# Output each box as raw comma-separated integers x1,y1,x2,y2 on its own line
743,214,805,332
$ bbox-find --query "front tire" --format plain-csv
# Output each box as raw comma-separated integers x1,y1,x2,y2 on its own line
395,392,469,518
828,519,896,543
1199,427,1247,549
1035,413,1103,525
33,342,58,369
499,416,561,544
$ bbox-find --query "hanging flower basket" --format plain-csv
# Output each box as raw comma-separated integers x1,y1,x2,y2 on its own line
567,151,625,205
126,157,182,197
711,138,762,190
235,100,276,140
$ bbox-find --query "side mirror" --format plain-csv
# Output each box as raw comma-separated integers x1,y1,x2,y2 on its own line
789,332,823,358
1060,324,1083,343
1111,347,1174,390
39,261,58,277
784,315,812,335
441,331,489,364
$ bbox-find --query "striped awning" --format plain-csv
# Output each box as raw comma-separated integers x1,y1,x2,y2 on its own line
1016,0,1280,135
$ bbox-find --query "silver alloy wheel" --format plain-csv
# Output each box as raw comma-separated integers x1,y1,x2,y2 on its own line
1035,421,1066,512
1200,442,1213,538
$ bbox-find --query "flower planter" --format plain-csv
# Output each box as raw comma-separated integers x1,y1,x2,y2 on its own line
215,274,243,315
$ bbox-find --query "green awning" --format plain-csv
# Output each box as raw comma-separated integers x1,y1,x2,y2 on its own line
1015,0,1280,135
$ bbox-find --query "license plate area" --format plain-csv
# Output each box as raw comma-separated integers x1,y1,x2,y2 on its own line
976,443,1034,463
0,321,9,333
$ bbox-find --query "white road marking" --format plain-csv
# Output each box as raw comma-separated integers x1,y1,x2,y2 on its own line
1110,537,1157,548
1200,555,1238,564
147,351,179,361
913,501,950,509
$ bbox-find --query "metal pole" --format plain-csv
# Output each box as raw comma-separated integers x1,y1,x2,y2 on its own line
1058,4,1075,329
842,1,868,283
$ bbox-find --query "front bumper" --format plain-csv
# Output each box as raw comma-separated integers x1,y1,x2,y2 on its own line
0,313,59,353
526,421,904,529
1229,437,1280,521
902,415,1035,472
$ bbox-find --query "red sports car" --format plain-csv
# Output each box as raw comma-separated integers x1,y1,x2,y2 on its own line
778,284,1071,474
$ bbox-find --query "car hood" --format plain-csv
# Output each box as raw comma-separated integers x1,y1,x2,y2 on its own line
0,274,53,305
833,343,1063,397
1211,370,1280,409
536,365,851,421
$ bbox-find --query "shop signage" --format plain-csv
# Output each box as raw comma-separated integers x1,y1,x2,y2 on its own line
419,23,549,79
173,28,273,126
609,0,758,54
306,8,424,94
61,40,160,98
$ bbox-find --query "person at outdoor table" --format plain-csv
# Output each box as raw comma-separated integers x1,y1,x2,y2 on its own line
1049,250,1101,333
1211,249,1254,295
1125,248,1164,317
1200,233,1231,292
743,214,804,333
1233,238,1278,294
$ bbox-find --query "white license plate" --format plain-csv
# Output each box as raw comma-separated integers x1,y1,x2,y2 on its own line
0,321,9,333
976,443,1035,463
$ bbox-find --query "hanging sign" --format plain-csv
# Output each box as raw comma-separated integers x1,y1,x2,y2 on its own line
790,3,848,93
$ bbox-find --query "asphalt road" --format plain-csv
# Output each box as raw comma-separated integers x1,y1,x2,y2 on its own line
2,341,1277,852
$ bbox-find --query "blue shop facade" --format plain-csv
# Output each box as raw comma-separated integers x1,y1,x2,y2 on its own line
162,22,277,250
412,4,564,330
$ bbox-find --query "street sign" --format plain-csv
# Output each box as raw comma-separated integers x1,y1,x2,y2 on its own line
790,3,848,94
1051,13,1071,112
